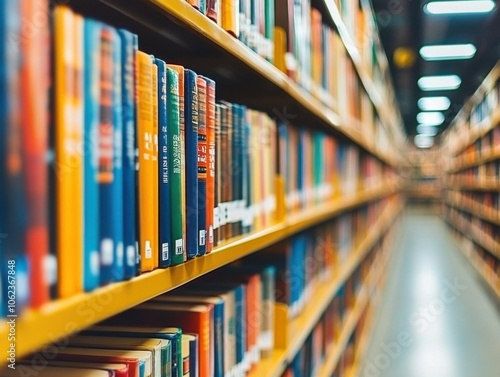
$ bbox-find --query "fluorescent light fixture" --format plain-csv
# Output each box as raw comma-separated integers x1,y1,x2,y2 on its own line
418,75,461,91
417,125,439,136
418,96,451,111
419,44,476,61
425,1,495,14
417,112,445,125
414,134,434,148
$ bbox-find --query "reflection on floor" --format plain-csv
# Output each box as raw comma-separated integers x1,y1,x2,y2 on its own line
359,207,500,377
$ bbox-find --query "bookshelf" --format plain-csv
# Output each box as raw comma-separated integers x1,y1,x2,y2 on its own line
1,0,404,374
442,61,500,305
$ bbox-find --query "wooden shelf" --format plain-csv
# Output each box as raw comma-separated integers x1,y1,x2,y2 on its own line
445,198,500,226
0,185,399,363
71,0,399,167
247,200,404,377
450,146,500,173
445,217,500,260
451,235,500,301
444,181,500,191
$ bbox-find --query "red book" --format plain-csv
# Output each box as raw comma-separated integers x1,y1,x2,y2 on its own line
20,0,50,307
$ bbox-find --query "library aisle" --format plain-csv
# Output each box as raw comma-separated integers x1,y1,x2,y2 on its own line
359,207,500,377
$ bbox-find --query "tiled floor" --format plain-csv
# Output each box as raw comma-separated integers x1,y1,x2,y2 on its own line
359,207,500,377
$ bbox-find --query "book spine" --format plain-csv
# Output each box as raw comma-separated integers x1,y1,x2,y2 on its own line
214,303,225,377
20,0,51,306
202,77,216,254
97,27,116,285
231,104,243,237
136,51,156,272
196,77,208,256
155,58,172,268
241,107,252,234
167,65,187,262
83,18,101,291
220,102,232,241
167,67,185,265
213,104,223,247
184,69,199,259
206,0,218,21
188,335,198,377
221,0,240,37
151,59,160,269
118,29,138,279
111,29,125,282
55,6,83,297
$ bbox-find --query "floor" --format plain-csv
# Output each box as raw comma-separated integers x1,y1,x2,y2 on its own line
359,206,500,377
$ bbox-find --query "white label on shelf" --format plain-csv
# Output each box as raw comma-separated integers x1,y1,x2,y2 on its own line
199,230,206,246
101,238,114,265
208,225,213,244
144,240,152,259
116,242,124,267
90,250,100,277
44,254,58,286
213,206,219,229
259,331,273,351
126,245,136,267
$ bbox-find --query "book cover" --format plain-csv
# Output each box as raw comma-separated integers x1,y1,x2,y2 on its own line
118,28,139,280
54,6,83,297
196,77,208,256
167,65,187,262
184,69,199,259
85,326,182,377
82,17,102,291
28,361,129,377
181,335,191,377
136,51,157,272
19,0,51,307
167,67,185,265
201,77,216,254
155,58,172,268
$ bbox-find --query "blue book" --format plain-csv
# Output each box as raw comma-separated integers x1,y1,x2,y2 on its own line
231,104,244,236
184,69,199,259
110,28,124,282
185,334,199,377
155,58,172,268
1,0,30,314
118,29,138,279
83,18,102,291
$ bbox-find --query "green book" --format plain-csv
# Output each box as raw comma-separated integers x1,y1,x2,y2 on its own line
166,67,185,265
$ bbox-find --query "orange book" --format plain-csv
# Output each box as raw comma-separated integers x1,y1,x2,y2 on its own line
221,0,239,37
136,52,158,272
54,6,83,298
203,77,216,253
20,0,50,306
311,8,322,89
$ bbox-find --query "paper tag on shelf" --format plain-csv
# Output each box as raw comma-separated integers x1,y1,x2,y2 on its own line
213,206,219,230
101,238,114,265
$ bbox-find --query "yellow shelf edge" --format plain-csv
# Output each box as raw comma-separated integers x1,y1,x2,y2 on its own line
0,188,399,362
248,200,404,377
142,0,397,166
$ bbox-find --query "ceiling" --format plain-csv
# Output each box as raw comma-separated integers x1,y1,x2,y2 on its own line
371,0,500,141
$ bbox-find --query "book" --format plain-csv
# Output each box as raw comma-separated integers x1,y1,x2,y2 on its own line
67,336,170,377
1,366,113,377
118,28,139,280
82,17,102,291
20,0,51,307
166,67,185,264
54,6,83,297
136,51,157,272
27,361,129,377
196,77,208,256
155,58,172,268
201,77,216,254
151,59,160,270
221,0,239,37
181,335,191,377
184,69,199,259
86,326,182,377
166,65,187,261
184,334,199,377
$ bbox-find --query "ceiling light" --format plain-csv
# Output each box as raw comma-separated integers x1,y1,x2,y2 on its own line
424,1,495,14
418,75,461,91
420,44,476,61
417,125,439,136
418,96,451,111
417,112,445,125
414,134,434,148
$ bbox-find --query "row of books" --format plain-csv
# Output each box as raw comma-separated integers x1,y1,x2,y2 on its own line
446,190,500,221
12,205,393,377
445,207,500,257
450,229,500,295
455,127,500,168
448,160,500,186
